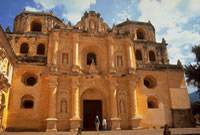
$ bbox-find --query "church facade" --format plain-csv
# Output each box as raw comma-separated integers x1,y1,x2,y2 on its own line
0,10,192,131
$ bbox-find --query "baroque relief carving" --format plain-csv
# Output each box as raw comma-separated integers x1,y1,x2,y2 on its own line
114,46,125,70
57,88,70,115
118,90,128,116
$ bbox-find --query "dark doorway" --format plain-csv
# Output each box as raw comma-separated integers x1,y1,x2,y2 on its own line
83,100,102,130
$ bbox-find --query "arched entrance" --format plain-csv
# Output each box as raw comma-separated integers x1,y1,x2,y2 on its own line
81,89,105,130
83,100,102,130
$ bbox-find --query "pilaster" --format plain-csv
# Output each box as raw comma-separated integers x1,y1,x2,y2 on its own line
50,32,59,72
109,79,121,130
72,34,80,73
128,80,141,129
128,40,136,74
70,77,81,131
108,36,116,74
46,77,58,132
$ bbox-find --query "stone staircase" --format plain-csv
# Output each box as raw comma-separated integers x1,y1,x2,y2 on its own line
1,128,200,135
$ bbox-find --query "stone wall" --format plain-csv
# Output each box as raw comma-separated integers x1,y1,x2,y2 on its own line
172,109,194,128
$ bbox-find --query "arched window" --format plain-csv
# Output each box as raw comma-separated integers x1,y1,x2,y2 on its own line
147,96,158,109
22,73,38,86
20,43,29,54
143,75,157,89
136,28,145,40
37,44,45,55
136,50,142,61
87,53,96,65
149,51,156,62
31,20,42,32
21,95,34,109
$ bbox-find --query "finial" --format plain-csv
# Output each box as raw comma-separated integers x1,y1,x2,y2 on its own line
68,21,71,25
112,24,117,33
162,38,166,44
62,18,64,23
66,21,72,29
126,18,129,21
23,8,26,12
177,59,182,67
97,13,100,17
6,26,10,33
84,11,88,17
50,10,53,14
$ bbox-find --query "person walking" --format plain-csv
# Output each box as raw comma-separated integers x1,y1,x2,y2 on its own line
77,127,82,135
95,115,100,131
102,117,107,131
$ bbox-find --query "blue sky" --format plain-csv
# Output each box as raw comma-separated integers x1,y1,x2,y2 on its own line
0,0,200,93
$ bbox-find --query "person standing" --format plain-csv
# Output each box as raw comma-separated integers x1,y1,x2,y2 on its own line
95,115,100,131
102,117,107,131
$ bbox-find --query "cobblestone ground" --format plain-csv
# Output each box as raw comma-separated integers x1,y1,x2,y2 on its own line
1,128,200,135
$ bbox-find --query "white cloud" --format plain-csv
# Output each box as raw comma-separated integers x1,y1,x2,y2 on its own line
62,13,82,25
138,0,187,31
188,0,200,14
112,10,131,24
29,0,96,24
137,0,200,64
25,6,41,12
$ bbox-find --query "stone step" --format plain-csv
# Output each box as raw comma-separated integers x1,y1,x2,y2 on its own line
1,128,200,135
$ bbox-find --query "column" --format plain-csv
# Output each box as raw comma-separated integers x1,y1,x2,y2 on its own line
72,34,80,73
143,45,148,63
51,32,59,72
128,40,136,74
70,77,81,131
46,77,58,132
108,36,116,73
129,80,141,129
109,79,120,130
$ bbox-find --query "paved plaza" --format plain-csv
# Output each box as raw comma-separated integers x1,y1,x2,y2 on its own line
1,128,200,135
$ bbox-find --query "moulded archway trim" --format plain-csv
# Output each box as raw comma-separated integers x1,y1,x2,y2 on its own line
30,19,42,32
147,96,158,109
81,88,106,100
20,42,29,54
135,49,143,61
136,28,146,40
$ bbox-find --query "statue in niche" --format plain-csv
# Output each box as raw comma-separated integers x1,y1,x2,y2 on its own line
120,99,126,113
62,53,68,64
89,59,98,74
90,21,95,29
117,56,123,67
60,99,67,113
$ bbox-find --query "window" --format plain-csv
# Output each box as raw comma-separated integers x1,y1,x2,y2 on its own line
147,96,158,109
136,50,142,61
144,76,157,89
20,43,29,54
31,20,42,32
136,29,145,40
37,44,45,55
62,53,69,64
22,73,37,86
149,51,156,62
26,76,37,86
21,95,34,109
117,56,123,67
23,100,34,108
87,53,96,65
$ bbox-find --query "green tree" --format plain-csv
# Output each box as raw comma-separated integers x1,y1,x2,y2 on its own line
184,45,200,96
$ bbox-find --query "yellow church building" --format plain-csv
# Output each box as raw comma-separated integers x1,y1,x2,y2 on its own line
0,10,193,132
